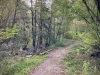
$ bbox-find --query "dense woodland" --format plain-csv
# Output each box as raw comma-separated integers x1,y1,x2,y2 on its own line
0,0,100,75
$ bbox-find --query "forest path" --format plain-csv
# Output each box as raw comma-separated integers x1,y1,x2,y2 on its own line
29,44,73,75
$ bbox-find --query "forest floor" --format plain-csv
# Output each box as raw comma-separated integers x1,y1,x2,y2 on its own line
29,44,73,75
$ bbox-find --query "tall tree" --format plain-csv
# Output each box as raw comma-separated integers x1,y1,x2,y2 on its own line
30,0,37,53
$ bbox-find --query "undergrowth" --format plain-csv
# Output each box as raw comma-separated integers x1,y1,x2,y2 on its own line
64,42,100,75
0,55,47,75
48,39,74,50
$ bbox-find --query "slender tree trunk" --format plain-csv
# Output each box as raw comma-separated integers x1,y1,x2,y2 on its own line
39,0,43,47
48,5,53,44
56,16,64,40
30,0,36,53
34,4,37,47
12,0,19,27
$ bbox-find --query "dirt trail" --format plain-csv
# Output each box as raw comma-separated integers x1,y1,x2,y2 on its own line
30,45,73,75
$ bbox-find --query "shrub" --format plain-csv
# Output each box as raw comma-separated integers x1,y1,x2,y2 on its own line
64,42,99,75
48,39,74,50
55,39,67,47
82,61,97,75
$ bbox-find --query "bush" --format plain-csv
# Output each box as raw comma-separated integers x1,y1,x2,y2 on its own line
70,42,90,55
64,42,99,75
65,59,83,75
48,39,67,50
55,39,67,47
82,61,97,75
48,39,74,50
64,52,98,75
64,52,76,61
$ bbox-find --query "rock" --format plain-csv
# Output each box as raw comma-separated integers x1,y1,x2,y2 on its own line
26,55,32,58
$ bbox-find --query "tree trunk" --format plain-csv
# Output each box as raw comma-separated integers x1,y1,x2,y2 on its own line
30,0,36,53
12,0,19,27
39,0,43,47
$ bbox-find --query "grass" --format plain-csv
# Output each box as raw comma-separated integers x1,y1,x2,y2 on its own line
0,55,47,75
64,42,100,75
0,39,74,75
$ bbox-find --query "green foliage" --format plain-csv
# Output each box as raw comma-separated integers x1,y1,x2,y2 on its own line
68,30,78,39
71,42,91,56
64,32,73,39
27,37,33,48
55,39,67,47
48,39,67,49
71,42,88,49
78,31,98,45
0,55,47,75
0,25,18,42
64,42,99,75
65,54,95,75
65,60,97,75
82,61,96,75
65,59,83,75
48,39,74,50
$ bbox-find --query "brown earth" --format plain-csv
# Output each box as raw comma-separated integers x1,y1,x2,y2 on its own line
29,45,73,75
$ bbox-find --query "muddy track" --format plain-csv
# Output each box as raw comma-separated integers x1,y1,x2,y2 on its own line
29,45,73,75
